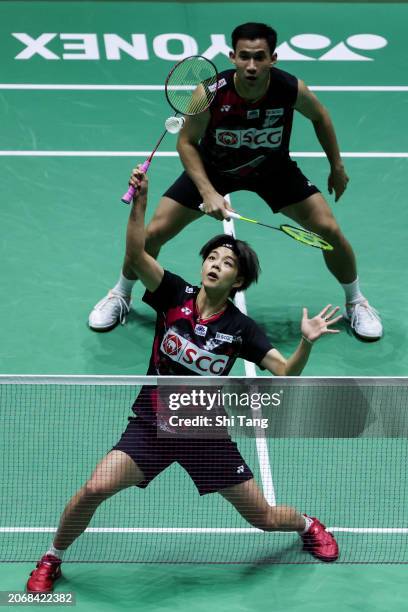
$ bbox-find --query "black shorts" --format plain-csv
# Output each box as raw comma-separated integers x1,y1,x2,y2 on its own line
163,158,320,213
112,416,253,495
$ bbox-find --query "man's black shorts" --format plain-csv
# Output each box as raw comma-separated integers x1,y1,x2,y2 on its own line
163,158,320,213
112,416,253,495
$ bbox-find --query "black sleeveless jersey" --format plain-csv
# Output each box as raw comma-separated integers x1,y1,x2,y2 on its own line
200,67,298,176
132,271,273,424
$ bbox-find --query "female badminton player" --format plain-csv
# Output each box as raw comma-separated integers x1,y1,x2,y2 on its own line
27,168,341,593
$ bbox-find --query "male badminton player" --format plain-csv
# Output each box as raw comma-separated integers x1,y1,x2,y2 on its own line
28,169,341,593
89,22,382,341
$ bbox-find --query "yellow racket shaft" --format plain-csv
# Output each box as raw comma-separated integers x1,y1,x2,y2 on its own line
227,211,333,251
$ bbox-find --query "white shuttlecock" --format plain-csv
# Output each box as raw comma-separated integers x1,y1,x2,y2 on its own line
165,116,185,134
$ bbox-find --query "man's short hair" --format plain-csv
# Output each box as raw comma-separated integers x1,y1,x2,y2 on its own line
231,22,278,55
199,234,261,297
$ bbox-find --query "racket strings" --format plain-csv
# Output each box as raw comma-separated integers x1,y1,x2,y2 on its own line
166,57,218,115
281,225,333,251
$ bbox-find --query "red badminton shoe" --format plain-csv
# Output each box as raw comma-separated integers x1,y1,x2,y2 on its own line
301,516,339,562
26,554,62,593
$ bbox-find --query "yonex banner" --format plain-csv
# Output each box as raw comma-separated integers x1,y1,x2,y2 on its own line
0,2,407,85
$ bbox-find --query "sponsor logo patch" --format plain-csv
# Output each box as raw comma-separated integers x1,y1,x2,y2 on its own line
185,286,194,294
215,332,234,343
194,324,208,337
208,77,227,93
162,333,183,357
215,127,283,149
160,329,229,375
263,108,284,128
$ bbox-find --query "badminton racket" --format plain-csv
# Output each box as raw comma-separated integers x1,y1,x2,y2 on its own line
121,55,219,204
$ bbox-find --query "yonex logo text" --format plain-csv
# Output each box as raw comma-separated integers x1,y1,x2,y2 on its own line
11,32,388,62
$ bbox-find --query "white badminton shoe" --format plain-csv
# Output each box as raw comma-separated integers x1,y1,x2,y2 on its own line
344,300,383,340
88,290,131,331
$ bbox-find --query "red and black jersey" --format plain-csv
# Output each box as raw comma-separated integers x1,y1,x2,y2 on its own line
199,67,298,176
133,271,273,421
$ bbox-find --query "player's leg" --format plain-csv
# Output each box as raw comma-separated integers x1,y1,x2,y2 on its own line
179,437,338,562
281,193,382,340
282,192,356,283
88,171,204,332
219,479,339,562
54,450,144,550
26,450,145,592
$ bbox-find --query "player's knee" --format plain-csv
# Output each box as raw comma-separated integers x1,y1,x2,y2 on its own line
83,479,114,501
313,219,343,244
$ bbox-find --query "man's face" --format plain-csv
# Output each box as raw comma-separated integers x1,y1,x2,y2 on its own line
230,38,277,88
201,246,243,294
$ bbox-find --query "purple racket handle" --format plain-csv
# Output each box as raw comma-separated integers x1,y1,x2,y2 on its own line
121,160,151,204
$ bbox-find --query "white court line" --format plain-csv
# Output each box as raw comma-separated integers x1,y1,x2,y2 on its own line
1,527,407,534
0,83,408,92
223,196,276,507
0,151,407,158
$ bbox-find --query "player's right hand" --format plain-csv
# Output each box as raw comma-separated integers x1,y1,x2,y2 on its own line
129,166,148,197
200,192,235,221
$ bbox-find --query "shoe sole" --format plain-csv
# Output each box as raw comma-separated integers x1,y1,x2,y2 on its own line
88,321,120,333
304,547,338,563
348,327,382,342
88,313,130,332
343,313,382,342
306,550,339,563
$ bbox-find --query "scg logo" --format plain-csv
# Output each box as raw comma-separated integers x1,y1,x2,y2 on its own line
162,334,182,357
11,32,388,62
160,330,229,375
216,127,283,150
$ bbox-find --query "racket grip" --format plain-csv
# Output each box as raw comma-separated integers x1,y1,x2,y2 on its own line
120,160,151,205
198,204,241,221
226,211,240,220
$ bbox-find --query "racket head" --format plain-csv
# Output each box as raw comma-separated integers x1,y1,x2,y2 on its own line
280,225,334,251
165,55,219,116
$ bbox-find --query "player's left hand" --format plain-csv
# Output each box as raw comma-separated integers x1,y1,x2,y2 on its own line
328,163,349,202
301,304,342,343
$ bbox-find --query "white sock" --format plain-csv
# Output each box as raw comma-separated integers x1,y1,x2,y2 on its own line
46,544,65,560
113,272,135,298
341,276,365,305
300,515,314,534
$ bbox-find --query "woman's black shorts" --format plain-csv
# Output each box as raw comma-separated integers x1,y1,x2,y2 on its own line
112,417,253,496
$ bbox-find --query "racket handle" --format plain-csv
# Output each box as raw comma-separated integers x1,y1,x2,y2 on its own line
198,203,241,221
120,160,151,205
226,211,241,220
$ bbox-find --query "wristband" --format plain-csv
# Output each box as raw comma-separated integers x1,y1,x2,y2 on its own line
302,335,314,346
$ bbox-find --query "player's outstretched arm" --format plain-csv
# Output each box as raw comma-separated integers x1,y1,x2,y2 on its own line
295,80,349,202
260,305,341,376
177,112,234,221
125,168,164,292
